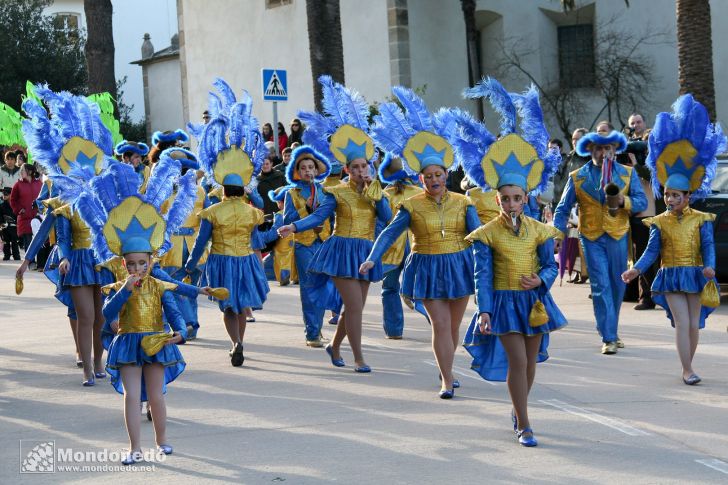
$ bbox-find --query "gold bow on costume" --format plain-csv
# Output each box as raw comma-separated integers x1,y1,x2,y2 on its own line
141,332,173,356
529,300,549,327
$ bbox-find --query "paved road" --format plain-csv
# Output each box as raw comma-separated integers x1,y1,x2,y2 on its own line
1,260,727,483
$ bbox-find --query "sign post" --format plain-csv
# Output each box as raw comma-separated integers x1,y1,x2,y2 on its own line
261,69,288,158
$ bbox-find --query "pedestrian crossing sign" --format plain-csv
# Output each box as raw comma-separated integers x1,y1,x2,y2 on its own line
262,69,288,101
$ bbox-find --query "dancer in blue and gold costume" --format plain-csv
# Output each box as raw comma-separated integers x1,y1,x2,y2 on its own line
622,94,724,385
361,86,479,396
554,118,647,355
115,140,150,188
263,185,296,286
375,154,429,339
278,75,391,373
185,78,270,367
21,85,115,386
53,155,197,465
282,145,335,347
453,78,565,447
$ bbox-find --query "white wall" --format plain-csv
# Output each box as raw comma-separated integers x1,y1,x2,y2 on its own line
146,59,184,135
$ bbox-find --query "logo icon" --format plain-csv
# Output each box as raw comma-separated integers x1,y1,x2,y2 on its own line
20,440,55,473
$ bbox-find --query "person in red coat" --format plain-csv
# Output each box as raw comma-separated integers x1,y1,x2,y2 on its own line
10,163,42,257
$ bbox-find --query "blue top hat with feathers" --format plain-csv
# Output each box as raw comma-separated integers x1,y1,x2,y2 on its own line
115,140,150,157
268,184,294,203
646,94,726,201
575,131,628,158
448,77,560,194
152,129,189,147
285,145,331,185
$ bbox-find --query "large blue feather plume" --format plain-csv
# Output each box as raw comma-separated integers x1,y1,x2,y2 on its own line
143,156,181,210
158,170,198,256
464,77,517,136
392,86,433,132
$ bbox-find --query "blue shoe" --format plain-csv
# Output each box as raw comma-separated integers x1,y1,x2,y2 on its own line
187,326,198,340
511,409,518,432
325,344,345,367
439,389,454,399
121,450,143,465
453,379,460,389
157,444,173,455
354,365,371,373
94,371,107,379
82,377,95,387
517,427,538,447
328,315,338,325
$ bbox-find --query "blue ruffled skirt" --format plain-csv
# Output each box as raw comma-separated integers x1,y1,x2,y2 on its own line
401,249,474,300
308,235,383,282
651,266,717,329
106,332,185,402
463,289,566,382
203,253,270,313
43,246,75,317
59,248,102,287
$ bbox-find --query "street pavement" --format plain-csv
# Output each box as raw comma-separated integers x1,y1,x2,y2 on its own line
1,260,727,484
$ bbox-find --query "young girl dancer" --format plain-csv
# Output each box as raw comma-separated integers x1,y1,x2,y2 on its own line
21,86,114,386
360,87,480,396
622,94,723,385
184,79,270,367
453,78,566,446
54,153,196,464
282,145,336,347
278,75,391,372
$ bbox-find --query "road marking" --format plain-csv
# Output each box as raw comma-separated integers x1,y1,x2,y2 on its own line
539,399,650,436
423,360,497,385
696,459,728,475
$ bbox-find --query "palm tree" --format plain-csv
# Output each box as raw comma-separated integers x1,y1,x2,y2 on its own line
83,0,116,108
305,0,345,111
676,0,716,120
460,0,484,119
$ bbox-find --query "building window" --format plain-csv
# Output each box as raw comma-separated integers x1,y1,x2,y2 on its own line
558,24,595,89
265,0,292,8
53,13,80,32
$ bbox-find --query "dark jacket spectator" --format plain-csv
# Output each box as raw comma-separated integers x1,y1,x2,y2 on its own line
10,164,42,238
262,123,274,142
288,118,304,146
0,187,20,260
0,151,21,190
257,158,287,215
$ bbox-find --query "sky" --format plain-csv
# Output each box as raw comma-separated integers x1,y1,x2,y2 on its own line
112,0,178,121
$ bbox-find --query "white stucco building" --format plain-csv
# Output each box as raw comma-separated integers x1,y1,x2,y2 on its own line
174,0,727,145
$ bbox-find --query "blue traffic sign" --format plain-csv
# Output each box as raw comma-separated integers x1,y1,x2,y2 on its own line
261,69,288,101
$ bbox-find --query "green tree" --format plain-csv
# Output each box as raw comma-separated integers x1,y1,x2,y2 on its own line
0,0,87,110
305,0,345,111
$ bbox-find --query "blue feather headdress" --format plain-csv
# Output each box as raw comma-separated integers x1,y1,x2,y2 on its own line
197,78,265,188
268,184,294,203
646,94,726,202
51,151,194,259
298,75,376,173
22,84,113,178
377,153,413,184
115,141,150,157
152,129,189,147
371,86,457,177
285,145,331,185
452,77,560,194
161,147,199,171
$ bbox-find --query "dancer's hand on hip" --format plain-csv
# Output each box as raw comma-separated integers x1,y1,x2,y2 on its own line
478,313,491,335
520,273,542,290
703,267,715,279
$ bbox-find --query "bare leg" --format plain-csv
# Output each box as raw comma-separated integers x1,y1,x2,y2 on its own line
120,365,143,452
71,285,97,382
237,314,247,341
686,293,701,361
500,333,543,432
223,309,241,346
665,293,695,379
92,286,105,373
143,363,168,446
69,318,80,361
332,278,369,367
330,310,347,360
448,297,469,352
423,299,455,391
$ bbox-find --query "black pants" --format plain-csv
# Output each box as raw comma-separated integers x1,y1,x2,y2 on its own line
20,233,33,263
2,228,20,260
626,217,656,305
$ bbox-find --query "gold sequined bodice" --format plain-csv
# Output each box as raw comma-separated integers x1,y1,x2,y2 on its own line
103,277,178,333
400,191,472,255
96,255,128,281
467,188,500,225
466,215,562,290
643,208,715,267
42,197,64,246
160,185,208,267
382,184,423,265
199,197,263,256
327,180,378,240
53,205,92,249
289,187,331,246
572,164,633,241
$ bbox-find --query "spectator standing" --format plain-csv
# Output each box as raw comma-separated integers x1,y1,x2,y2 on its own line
257,156,287,216
10,163,42,258
277,122,288,153
288,118,304,146
262,123,274,142
553,128,589,206
274,147,292,173
0,151,21,190
0,187,20,260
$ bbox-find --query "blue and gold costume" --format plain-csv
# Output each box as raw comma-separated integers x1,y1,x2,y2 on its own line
114,140,150,189
185,79,270,313
367,87,479,301
262,185,296,285
466,186,500,225
295,75,391,283
449,78,566,380
282,146,338,344
633,94,724,328
554,129,647,347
